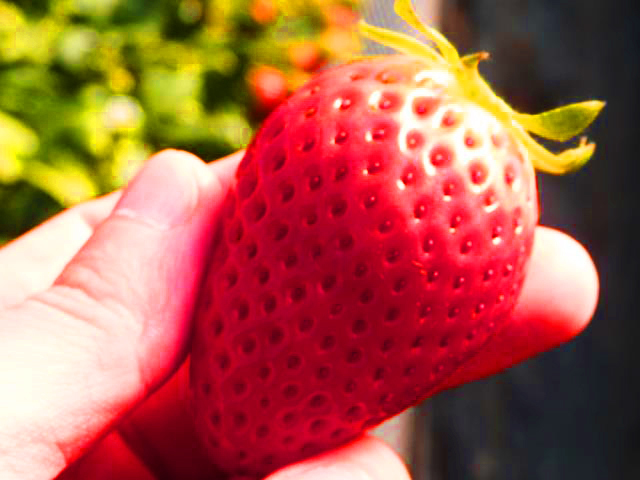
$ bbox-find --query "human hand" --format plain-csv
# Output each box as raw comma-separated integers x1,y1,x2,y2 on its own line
0,149,598,480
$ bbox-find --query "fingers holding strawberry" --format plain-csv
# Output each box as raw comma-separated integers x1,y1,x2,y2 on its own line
78,226,597,480
434,226,598,393
0,144,597,480
0,147,413,480
0,150,241,480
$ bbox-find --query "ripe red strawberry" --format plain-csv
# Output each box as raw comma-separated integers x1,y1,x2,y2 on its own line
189,1,603,477
289,41,326,73
249,0,278,25
248,65,289,114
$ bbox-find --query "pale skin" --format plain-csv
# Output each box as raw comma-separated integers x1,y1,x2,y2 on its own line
0,149,598,480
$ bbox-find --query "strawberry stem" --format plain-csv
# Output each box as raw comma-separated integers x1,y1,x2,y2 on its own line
359,0,604,174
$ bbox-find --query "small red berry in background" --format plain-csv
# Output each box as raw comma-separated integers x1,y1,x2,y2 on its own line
247,65,289,114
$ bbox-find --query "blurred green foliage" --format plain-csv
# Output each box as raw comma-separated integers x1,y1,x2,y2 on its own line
0,0,360,244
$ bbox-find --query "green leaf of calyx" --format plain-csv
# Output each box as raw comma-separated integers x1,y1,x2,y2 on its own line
393,0,459,64
358,0,605,175
357,20,443,67
514,101,606,143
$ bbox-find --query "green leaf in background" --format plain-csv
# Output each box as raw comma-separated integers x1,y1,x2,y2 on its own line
141,66,203,119
0,2,26,62
0,0,361,241
110,137,151,187
0,111,39,183
56,26,101,72
71,0,122,21
22,154,98,206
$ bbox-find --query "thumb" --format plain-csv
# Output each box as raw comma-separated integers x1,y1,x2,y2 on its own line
0,150,239,479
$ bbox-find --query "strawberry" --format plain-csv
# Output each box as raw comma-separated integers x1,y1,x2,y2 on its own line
288,41,326,73
249,0,278,26
189,1,603,477
248,65,289,115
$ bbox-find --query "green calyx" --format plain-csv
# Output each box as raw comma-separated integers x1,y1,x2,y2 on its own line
359,0,605,174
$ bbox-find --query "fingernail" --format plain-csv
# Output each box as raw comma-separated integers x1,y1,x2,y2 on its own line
113,150,204,229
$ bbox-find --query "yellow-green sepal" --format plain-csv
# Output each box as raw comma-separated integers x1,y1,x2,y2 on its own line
514,101,605,143
357,20,444,67
358,0,604,176
516,131,597,174
393,0,460,65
